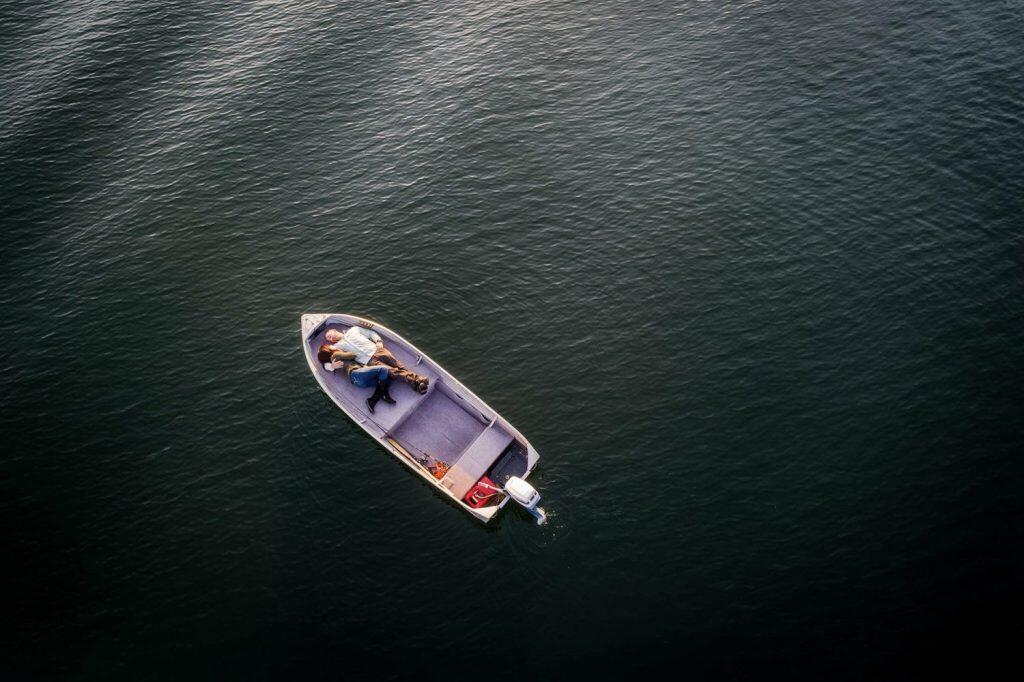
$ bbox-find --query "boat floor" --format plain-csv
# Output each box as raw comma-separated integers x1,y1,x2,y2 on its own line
391,387,488,464
308,323,498,467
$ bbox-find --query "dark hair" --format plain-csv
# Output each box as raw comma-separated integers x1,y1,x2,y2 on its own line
317,344,334,364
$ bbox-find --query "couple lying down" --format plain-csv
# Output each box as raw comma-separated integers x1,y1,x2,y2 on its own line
317,326,429,414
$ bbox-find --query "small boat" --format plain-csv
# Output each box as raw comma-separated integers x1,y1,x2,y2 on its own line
301,313,546,524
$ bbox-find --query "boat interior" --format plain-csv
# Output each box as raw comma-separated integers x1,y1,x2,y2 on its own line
306,321,528,501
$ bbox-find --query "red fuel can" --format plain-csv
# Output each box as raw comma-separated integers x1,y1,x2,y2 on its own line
464,476,502,509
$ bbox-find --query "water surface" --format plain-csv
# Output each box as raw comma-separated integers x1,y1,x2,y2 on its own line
2,1,1023,678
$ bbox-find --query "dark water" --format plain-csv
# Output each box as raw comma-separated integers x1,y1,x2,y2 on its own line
3,1,1023,678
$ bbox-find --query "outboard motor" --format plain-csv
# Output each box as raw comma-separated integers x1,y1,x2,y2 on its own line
505,476,547,525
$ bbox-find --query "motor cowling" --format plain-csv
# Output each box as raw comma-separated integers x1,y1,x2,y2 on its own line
505,476,547,525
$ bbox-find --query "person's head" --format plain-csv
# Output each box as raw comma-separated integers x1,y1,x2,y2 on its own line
317,344,334,365
324,328,343,344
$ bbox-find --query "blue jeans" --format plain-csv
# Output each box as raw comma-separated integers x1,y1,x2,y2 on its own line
349,365,390,388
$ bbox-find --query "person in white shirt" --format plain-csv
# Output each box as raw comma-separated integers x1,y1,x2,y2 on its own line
323,326,429,394
325,326,381,365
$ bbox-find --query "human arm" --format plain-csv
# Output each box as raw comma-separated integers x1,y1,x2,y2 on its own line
329,349,357,371
352,327,382,344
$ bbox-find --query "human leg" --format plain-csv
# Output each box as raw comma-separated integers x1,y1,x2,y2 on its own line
378,367,396,405
348,365,393,413
370,351,428,394
366,367,390,413
349,365,389,388
370,349,403,370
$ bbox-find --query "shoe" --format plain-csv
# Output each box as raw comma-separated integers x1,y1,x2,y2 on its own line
367,384,386,413
381,386,396,405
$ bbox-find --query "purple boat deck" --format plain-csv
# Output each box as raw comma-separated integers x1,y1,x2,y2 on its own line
390,383,489,466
